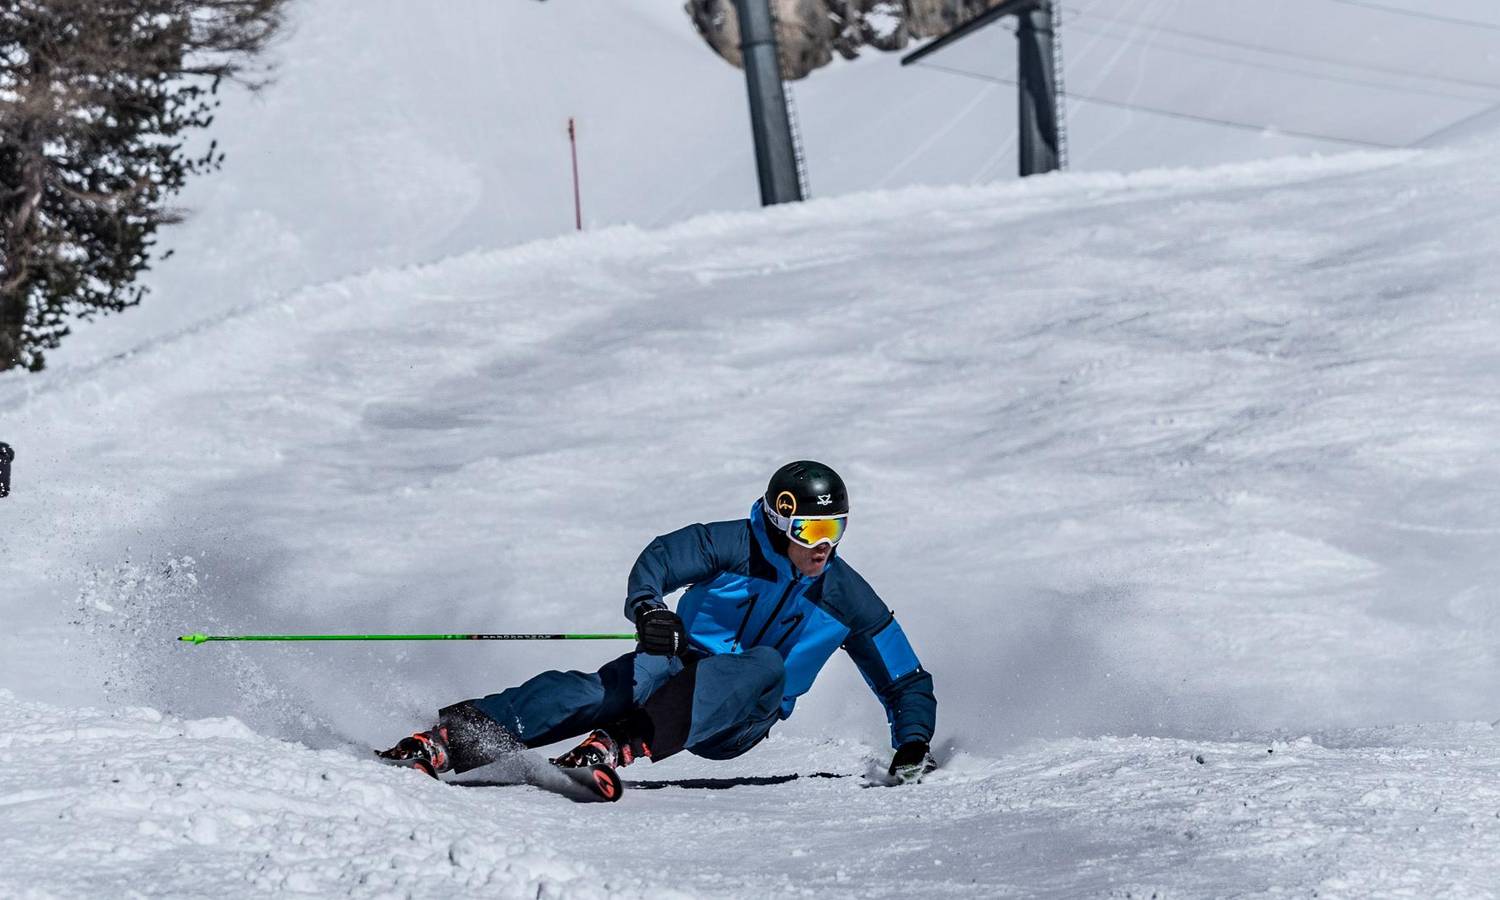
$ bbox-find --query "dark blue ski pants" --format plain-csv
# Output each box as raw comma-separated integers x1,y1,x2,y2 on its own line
468,646,786,760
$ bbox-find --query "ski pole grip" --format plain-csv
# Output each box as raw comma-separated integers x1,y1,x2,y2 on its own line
0,442,12,498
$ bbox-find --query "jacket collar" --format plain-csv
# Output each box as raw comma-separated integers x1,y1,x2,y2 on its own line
749,500,835,585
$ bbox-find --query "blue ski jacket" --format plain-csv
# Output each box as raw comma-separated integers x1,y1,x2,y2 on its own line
624,500,936,748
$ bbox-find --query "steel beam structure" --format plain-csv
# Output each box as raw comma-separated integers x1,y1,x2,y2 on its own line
734,0,804,205
901,0,1062,177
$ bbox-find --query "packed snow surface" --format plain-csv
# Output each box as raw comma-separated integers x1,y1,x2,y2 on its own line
7,688,1500,898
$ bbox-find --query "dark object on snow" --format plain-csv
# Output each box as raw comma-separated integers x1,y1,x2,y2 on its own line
888,740,937,783
0,442,12,497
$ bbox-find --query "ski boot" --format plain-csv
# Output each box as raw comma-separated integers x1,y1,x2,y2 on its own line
379,703,524,778
551,717,652,769
887,741,937,785
377,726,452,779
548,727,641,802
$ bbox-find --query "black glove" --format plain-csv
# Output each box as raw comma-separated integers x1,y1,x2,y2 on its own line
888,741,937,784
636,607,688,657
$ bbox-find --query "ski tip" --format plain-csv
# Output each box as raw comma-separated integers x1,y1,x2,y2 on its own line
591,765,624,802
178,633,209,645
552,763,624,802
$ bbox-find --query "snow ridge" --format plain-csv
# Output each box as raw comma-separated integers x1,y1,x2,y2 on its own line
0,691,670,899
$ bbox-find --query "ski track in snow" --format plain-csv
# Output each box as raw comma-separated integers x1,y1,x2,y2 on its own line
4,127,1500,893
5,689,1500,898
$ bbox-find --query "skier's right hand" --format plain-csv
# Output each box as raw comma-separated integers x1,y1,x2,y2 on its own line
636,607,688,656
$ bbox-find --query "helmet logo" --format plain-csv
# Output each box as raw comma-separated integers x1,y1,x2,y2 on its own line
775,491,797,517
816,494,833,506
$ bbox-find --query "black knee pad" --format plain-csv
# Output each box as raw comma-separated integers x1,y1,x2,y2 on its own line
638,659,700,762
438,701,522,774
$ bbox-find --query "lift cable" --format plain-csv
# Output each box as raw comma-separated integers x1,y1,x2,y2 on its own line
912,60,1405,149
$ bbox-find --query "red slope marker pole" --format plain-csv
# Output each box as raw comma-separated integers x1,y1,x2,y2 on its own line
568,117,583,231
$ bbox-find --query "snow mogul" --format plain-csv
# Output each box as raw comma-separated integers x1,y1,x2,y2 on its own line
380,460,938,785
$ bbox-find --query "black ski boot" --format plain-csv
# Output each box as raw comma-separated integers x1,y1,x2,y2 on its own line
378,702,523,778
551,712,653,769
377,726,452,778
548,722,644,803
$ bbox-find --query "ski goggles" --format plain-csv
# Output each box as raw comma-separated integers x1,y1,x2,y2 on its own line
765,511,847,549
788,515,847,548
765,501,849,548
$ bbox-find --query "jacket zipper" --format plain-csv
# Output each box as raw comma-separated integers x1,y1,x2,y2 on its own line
750,580,799,647
731,596,757,648
772,612,805,651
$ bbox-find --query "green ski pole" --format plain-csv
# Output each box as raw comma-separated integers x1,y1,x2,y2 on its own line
178,632,637,645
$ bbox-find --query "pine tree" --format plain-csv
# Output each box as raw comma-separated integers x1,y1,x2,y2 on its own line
0,0,286,372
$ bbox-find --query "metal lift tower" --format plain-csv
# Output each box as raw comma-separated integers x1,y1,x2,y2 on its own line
901,0,1062,177
734,0,804,205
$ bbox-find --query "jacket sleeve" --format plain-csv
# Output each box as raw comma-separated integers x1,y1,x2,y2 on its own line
623,520,749,623
837,570,937,749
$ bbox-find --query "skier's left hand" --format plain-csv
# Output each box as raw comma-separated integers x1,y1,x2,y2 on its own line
888,741,937,784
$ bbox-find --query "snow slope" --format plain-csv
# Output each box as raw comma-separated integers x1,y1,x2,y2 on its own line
48,0,1500,367
4,124,1500,894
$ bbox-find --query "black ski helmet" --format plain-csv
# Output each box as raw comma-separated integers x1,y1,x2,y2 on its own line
764,460,848,520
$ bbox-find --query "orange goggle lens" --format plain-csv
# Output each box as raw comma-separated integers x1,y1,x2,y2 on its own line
788,516,847,548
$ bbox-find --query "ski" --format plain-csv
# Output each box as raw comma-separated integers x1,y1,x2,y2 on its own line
549,762,624,802
376,748,623,802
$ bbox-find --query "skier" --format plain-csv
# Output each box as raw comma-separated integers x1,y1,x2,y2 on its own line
379,460,938,785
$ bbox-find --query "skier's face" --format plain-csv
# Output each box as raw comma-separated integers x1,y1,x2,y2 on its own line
787,538,832,578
